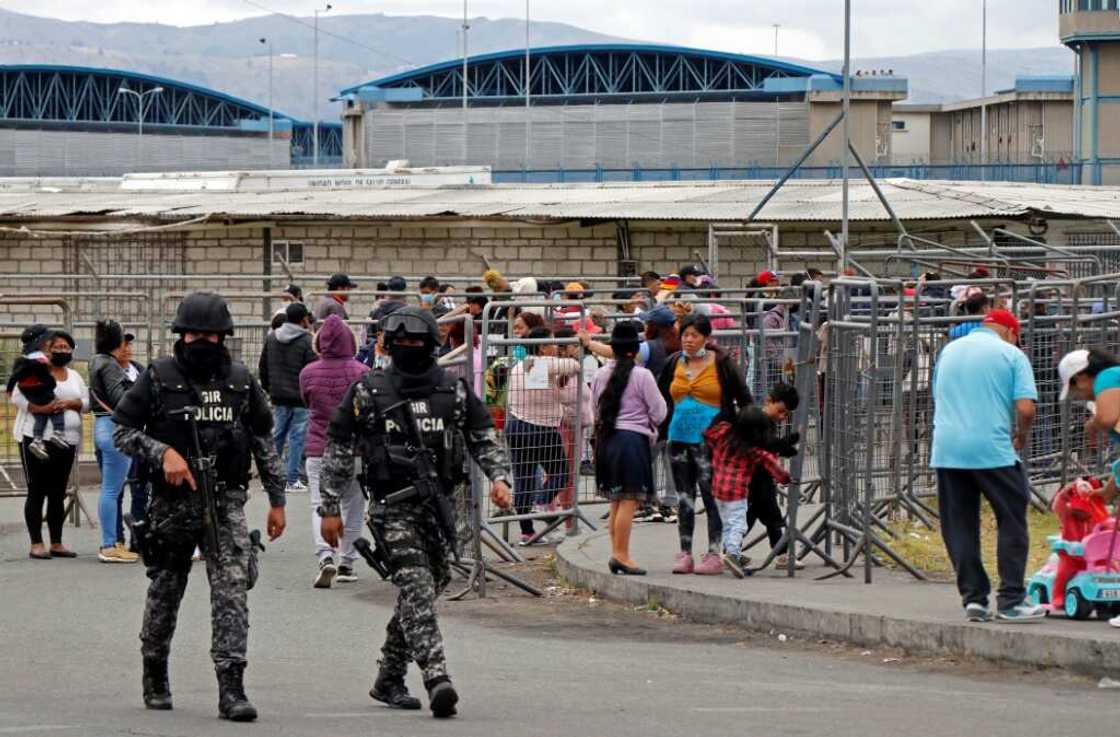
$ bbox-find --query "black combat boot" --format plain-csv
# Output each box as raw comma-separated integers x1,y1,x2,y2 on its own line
216,664,258,722
425,676,458,719
142,657,173,711
370,672,421,710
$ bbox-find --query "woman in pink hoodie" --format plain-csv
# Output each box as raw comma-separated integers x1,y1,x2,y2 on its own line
299,315,370,589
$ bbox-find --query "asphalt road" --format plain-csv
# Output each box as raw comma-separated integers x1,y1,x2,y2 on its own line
1,493,1116,737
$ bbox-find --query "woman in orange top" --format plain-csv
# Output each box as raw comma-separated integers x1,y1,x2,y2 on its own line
656,314,752,575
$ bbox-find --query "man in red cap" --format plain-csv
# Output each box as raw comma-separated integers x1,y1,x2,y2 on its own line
752,270,779,288
930,308,1044,623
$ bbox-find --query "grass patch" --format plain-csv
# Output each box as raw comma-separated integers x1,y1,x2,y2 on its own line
887,502,1061,583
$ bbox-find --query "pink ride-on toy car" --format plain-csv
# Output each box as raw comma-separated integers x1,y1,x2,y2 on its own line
1028,520,1120,620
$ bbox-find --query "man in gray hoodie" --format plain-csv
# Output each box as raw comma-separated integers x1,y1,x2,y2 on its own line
259,303,317,492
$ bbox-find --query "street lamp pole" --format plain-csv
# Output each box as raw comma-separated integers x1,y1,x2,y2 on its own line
117,86,164,172
260,37,275,169
980,0,988,180
525,0,530,171
773,24,781,57
462,0,470,165
313,3,332,167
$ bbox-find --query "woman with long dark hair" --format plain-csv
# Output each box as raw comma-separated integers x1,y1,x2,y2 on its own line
591,322,667,575
658,313,752,575
89,320,141,563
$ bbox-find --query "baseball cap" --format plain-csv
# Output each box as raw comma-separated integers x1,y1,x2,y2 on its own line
982,309,1020,337
386,275,408,292
1058,349,1090,401
756,270,779,287
639,305,677,327
327,273,356,290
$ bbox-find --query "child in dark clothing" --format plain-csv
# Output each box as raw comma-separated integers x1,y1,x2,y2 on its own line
747,382,802,568
8,326,67,460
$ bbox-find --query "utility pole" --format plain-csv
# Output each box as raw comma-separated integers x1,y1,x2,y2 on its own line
313,3,332,167
773,24,781,57
462,0,470,165
980,0,988,180
117,86,164,172
525,0,531,171
260,37,275,169
840,0,851,271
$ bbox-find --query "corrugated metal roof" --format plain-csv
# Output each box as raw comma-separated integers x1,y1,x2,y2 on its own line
0,178,1118,224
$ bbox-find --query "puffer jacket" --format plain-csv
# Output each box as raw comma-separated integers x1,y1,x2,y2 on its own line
299,315,369,457
259,321,316,406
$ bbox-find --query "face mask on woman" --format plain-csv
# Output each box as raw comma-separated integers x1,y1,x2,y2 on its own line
684,348,707,360
50,351,73,367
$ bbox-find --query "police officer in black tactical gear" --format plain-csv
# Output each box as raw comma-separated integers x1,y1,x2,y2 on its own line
319,306,512,719
113,292,287,722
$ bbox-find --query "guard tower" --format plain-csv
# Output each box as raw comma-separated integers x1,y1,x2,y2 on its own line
1060,1,1120,185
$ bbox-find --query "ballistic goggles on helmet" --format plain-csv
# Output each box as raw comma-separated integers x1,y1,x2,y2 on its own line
381,310,438,345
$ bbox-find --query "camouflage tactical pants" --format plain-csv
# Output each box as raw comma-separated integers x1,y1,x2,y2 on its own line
372,505,452,684
139,489,252,671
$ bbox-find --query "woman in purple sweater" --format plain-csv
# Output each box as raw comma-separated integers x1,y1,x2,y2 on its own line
300,315,370,589
591,322,668,576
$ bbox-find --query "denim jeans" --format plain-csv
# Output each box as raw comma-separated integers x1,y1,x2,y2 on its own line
506,417,568,537
273,405,309,485
95,415,133,549
716,498,749,556
116,462,150,544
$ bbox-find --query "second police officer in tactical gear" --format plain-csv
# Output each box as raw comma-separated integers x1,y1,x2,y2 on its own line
319,306,513,719
113,292,287,722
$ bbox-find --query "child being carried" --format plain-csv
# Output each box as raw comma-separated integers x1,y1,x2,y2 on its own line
10,349,68,460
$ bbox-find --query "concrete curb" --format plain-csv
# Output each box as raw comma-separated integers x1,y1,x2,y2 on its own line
556,538,1120,676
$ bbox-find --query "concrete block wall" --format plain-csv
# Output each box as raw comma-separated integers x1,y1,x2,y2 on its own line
276,220,620,280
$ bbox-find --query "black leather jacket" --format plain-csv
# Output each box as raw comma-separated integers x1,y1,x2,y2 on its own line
89,354,141,416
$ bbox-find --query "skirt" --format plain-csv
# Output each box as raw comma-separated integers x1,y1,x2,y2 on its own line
595,429,656,502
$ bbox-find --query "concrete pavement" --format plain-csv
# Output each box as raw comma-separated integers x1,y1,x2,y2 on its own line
2,492,1119,737
556,519,1120,676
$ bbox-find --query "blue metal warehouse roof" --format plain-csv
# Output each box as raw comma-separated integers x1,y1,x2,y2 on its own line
341,43,841,100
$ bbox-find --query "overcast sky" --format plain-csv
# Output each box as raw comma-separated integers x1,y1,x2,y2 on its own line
3,1,1063,60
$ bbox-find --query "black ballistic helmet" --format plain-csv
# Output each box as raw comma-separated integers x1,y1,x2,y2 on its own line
381,306,439,349
171,292,235,336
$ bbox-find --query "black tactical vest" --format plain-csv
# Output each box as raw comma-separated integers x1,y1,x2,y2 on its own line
144,357,254,491
358,369,467,497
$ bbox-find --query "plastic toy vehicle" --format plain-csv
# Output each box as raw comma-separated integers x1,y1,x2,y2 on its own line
1028,521,1120,620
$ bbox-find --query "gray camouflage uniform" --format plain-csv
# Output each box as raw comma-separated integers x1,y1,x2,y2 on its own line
320,368,509,685
113,360,284,672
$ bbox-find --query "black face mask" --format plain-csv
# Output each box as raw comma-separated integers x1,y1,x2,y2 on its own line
389,344,435,375
177,339,225,379
50,352,73,367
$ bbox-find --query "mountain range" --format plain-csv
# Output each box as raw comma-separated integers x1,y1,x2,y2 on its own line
0,8,1076,120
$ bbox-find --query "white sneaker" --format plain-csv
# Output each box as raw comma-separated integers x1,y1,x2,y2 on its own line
336,565,358,583
996,601,1047,623
286,481,308,493
314,558,337,589
1109,614,1120,628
